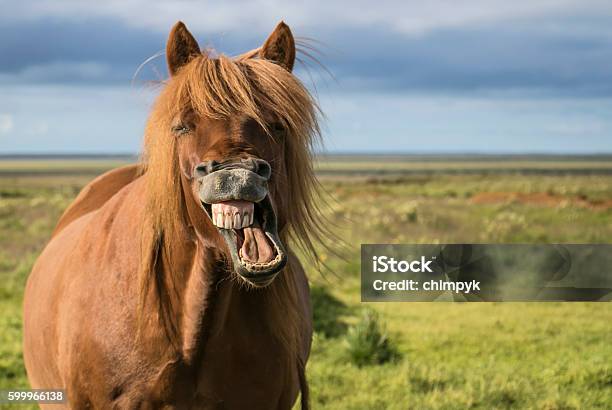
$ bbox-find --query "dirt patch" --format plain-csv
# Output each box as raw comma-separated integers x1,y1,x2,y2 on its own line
470,192,612,210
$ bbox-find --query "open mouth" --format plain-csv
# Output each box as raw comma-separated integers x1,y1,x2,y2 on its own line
201,196,287,286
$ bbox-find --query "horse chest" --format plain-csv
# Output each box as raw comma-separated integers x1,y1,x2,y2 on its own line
190,329,296,409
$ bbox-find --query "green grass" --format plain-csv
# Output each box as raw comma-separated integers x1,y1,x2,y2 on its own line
344,309,400,367
315,159,612,172
307,294,611,409
0,159,611,409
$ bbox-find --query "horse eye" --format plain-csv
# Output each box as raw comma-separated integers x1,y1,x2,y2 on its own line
270,122,286,136
171,124,190,135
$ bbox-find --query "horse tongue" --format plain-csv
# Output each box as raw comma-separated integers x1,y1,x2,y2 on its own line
240,220,275,263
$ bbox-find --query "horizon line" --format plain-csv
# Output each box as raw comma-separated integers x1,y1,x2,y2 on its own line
1,151,611,159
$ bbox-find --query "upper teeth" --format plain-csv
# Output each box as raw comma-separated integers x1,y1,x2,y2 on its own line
211,201,255,229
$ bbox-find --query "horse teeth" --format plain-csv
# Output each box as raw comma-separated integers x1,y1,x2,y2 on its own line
216,213,224,228
210,201,255,229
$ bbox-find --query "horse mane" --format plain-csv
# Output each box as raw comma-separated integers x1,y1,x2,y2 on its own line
137,50,330,357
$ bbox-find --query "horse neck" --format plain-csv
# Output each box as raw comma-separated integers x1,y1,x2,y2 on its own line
171,229,294,368
163,175,224,364
177,242,223,365
162,175,299,367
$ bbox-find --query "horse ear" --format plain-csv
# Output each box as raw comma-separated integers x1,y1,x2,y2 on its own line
260,21,296,72
166,21,201,76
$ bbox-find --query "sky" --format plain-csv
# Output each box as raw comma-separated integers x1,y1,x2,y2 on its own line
1,0,612,154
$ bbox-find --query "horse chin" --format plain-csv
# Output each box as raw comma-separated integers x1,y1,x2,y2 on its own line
201,195,287,287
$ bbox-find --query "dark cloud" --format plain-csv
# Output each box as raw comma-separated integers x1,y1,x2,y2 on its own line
0,17,272,84
315,17,612,96
2,15,612,96
0,18,164,83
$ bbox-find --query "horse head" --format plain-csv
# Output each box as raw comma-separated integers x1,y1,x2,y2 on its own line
143,21,322,288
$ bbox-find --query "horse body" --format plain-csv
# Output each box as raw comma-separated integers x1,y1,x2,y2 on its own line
25,171,312,408
51,164,140,237
24,21,323,409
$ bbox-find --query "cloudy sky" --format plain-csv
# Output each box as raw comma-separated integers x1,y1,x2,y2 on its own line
1,0,612,153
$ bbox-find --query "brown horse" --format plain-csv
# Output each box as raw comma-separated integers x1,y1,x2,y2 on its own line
23,21,327,409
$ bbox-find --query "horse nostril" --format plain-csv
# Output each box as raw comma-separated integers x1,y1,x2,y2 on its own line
194,160,217,178
255,160,272,180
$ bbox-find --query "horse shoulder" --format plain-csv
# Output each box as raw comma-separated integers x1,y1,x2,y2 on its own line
52,164,140,237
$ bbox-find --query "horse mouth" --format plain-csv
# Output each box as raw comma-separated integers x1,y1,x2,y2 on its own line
201,196,287,286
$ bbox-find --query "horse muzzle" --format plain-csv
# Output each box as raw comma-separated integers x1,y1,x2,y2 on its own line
195,158,287,287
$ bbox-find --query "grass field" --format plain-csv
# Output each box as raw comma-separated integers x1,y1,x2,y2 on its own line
0,156,611,409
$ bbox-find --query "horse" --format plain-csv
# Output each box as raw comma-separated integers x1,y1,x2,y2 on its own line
23,20,328,409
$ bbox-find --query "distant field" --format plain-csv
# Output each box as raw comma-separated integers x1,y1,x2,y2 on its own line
0,156,611,409
0,158,133,176
1,154,611,177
